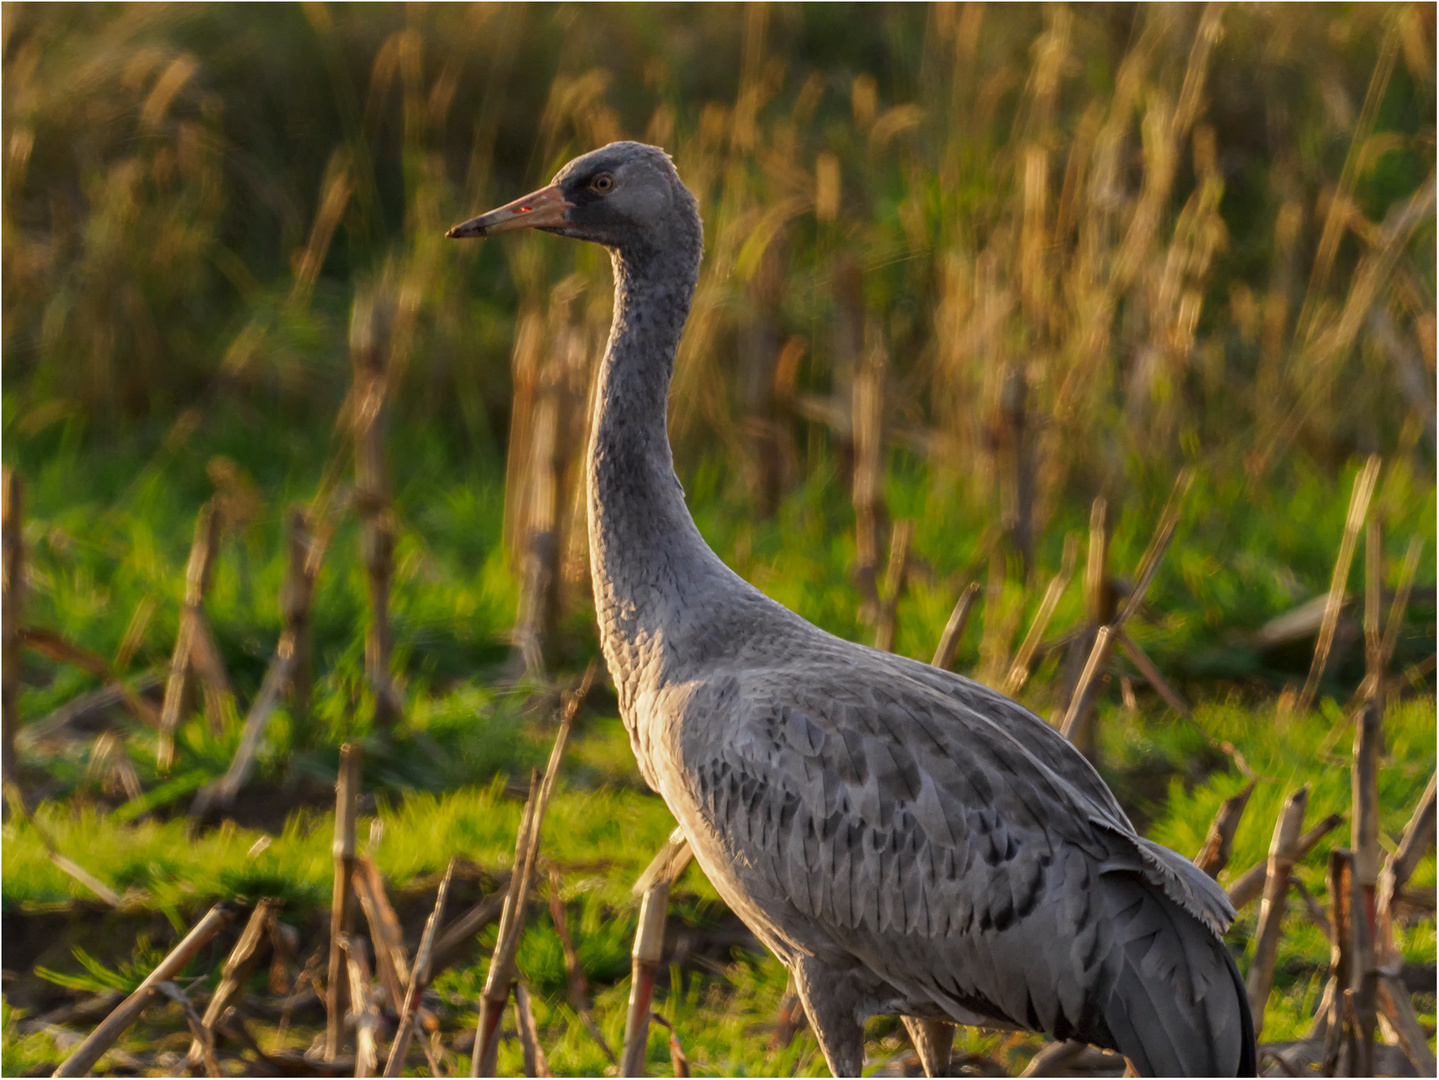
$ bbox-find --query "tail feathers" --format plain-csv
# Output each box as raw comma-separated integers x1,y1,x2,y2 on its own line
1133,835,1238,934
1100,875,1256,1076
1228,944,1258,1077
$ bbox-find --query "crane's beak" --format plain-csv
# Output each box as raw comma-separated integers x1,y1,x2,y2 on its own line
446,184,573,238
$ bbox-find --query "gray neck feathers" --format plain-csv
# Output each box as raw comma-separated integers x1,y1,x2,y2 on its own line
586,208,728,711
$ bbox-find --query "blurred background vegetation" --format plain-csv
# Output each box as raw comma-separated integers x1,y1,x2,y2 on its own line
5,3,1433,477
2,3,1435,1075
5,0,1435,689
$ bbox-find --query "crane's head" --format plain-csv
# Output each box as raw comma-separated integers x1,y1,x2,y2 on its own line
446,142,694,252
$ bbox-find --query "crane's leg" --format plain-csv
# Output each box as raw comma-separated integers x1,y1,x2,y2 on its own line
791,957,865,1077
901,1017,954,1077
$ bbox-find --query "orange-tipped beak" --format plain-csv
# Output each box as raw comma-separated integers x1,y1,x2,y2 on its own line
446,183,573,238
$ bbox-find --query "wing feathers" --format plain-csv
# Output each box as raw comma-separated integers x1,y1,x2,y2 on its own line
671,651,1249,1069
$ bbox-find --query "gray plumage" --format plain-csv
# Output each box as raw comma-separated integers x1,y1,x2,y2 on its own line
449,142,1257,1078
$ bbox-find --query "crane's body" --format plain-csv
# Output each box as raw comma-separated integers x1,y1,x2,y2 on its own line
449,141,1257,1077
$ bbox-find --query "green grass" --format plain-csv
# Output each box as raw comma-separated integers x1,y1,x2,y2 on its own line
4,413,1435,1072
7,397,1430,852
4,403,1434,1074
4,782,683,915
9,692,1434,1062
2,1000,70,1076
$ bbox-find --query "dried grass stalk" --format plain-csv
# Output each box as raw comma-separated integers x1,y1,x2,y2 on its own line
1380,536,1424,672
998,366,1034,573
852,322,888,620
621,880,670,1077
194,508,328,816
1084,497,1110,626
156,980,221,1077
1115,631,1191,718
1115,470,1191,628
514,355,564,676
327,743,362,1060
20,629,161,731
1316,849,1355,1058
18,676,161,755
351,287,401,729
1352,700,1382,895
1226,811,1344,911
342,935,381,1078
288,151,354,312
633,827,693,898
1062,472,1189,754
429,882,509,978
1346,882,1379,1078
739,237,794,517
281,506,324,721
1274,177,1439,474
1375,973,1436,1075
352,856,411,1016
2,468,24,789
183,898,278,1071
1364,517,1382,674
1352,515,1385,910
1193,781,1254,878
1019,1039,1090,1077
621,817,698,1078
1338,986,1373,1078
267,916,300,996
53,903,232,1077
3,785,120,905
1297,455,1380,714
873,519,913,652
474,669,592,1076
549,863,615,1064
1376,771,1437,969
158,500,222,769
50,852,123,906
1361,772,1438,1071
472,771,538,1077
513,979,552,1078
559,313,603,608
1058,625,1115,751
503,300,547,562
1348,558,1386,1073
217,1007,356,1077
85,732,141,803
1118,676,1138,712
931,582,980,671
1296,20,1400,333
1344,531,1425,721
1004,533,1078,695
192,651,296,816
1291,878,1333,942
383,859,454,1078
978,550,1015,687
185,601,239,736
650,1011,692,1078
1245,785,1308,1037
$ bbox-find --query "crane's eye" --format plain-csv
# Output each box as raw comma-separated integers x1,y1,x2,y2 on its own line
590,173,615,193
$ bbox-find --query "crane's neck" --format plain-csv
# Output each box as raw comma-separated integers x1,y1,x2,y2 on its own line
587,227,721,713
